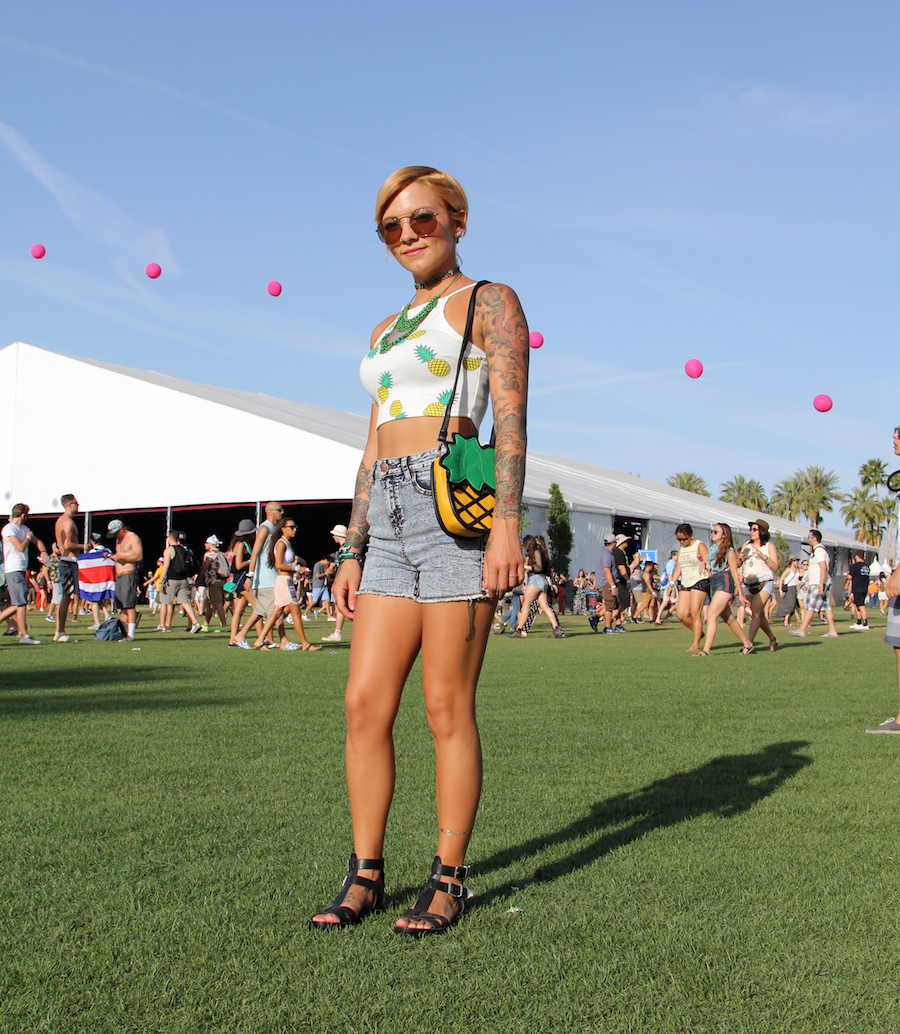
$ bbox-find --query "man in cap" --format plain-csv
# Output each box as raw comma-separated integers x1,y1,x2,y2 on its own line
107,519,143,640
592,534,620,634
0,503,49,644
612,534,633,630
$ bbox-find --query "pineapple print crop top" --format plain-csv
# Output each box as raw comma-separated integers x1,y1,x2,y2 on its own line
359,283,490,429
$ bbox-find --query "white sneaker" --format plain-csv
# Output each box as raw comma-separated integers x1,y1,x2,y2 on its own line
45,615,55,623
321,632,342,642
301,614,310,622
284,614,294,624
53,633,77,643
19,635,41,645
327,616,336,622
189,623,203,633
849,623,864,630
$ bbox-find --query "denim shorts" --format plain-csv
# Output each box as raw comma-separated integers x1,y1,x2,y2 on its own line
358,447,487,603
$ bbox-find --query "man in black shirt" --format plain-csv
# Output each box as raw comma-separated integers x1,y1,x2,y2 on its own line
848,550,871,630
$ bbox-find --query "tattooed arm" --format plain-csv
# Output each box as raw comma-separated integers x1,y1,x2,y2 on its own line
476,282,529,598
333,403,378,619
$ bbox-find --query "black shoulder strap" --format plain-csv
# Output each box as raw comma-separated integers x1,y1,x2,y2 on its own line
437,280,491,447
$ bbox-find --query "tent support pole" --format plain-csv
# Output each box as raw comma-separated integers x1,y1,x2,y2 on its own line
166,506,172,536
256,501,261,527
84,511,91,542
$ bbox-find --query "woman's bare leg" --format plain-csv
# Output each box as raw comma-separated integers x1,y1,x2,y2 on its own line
537,592,560,629
514,586,541,631
311,595,422,924
748,591,776,645
397,598,495,931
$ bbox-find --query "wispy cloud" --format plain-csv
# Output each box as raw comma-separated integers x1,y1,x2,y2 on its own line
0,120,179,276
661,85,894,141
0,35,290,137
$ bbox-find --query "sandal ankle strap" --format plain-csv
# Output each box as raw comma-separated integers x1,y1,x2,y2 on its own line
348,853,384,873
429,875,467,898
431,856,469,881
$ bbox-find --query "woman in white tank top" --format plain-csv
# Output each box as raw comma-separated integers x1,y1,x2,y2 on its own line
670,522,710,654
310,166,529,936
738,518,779,650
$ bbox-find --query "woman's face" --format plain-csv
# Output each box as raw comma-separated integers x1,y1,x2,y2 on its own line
380,182,462,279
749,524,761,542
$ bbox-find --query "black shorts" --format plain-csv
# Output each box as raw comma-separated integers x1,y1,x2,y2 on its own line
683,578,711,597
616,584,630,610
852,591,868,607
59,559,79,596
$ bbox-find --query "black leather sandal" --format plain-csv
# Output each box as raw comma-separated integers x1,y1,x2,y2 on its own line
395,856,473,937
308,853,386,930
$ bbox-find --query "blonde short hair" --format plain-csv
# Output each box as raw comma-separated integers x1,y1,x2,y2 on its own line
375,166,468,224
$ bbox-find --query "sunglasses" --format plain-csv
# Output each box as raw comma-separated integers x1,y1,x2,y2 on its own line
376,208,448,246
284,524,297,530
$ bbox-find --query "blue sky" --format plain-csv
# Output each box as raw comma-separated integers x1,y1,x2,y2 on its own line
2,1,898,519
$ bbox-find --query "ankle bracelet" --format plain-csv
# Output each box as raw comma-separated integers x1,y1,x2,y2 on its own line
440,828,471,836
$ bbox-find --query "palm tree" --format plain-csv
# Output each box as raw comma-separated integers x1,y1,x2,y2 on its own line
720,476,768,511
840,487,879,543
768,474,804,522
667,472,710,497
859,458,889,501
797,465,841,528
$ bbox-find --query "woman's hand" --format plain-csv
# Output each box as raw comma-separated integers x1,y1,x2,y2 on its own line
482,517,523,599
332,557,363,619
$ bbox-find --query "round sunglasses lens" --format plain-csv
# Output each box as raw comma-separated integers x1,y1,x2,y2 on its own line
409,211,438,235
379,220,402,245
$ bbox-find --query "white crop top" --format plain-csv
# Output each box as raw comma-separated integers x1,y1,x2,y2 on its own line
359,284,490,429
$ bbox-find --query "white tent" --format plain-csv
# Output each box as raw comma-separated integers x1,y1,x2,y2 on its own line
0,341,365,514
1,340,872,574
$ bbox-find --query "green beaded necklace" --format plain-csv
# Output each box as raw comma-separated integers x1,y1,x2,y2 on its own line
376,272,463,355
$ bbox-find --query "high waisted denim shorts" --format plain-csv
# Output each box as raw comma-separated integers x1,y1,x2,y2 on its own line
357,447,488,603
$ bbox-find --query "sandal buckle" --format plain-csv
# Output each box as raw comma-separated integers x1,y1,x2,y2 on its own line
445,880,465,898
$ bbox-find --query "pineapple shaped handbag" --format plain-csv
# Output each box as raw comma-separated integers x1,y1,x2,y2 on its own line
431,281,496,539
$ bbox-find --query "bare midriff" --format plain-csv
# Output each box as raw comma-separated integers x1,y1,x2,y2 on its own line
376,415,478,460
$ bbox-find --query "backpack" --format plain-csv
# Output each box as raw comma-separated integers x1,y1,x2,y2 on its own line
94,616,126,641
169,543,200,579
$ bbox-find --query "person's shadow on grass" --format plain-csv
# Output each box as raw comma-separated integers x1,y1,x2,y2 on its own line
473,740,812,905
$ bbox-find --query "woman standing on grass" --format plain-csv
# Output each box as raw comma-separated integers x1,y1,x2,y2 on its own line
739,518,779,651
697,524,753,655
309,166,528,936
252,518,321,652
670,523,709,653
572,569,587,615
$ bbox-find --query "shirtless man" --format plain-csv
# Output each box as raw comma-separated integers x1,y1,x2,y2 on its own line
232,501,286,648
107,519,143,640
54,493,84,643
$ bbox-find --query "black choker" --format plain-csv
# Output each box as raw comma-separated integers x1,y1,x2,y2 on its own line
414,268,460,290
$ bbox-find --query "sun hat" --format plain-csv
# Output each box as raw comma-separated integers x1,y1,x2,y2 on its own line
749,518,770,535
205,534,222,546
614,534,629,546
330,524,348,537
235,519,256,537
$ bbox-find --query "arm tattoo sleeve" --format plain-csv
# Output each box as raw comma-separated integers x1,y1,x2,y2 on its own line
478,284,529,518
345,460,371,552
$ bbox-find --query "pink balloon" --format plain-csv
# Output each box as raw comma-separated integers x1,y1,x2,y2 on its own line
529,331,544,349
684,358,703,379
30,243,46,259
145,263,161,279
267,280,282,297
813,394,833,413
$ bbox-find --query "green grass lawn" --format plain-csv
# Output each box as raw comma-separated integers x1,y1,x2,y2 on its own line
1,608,898,1034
